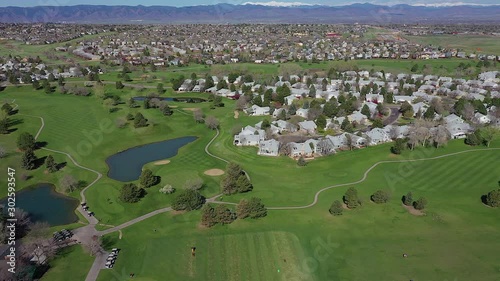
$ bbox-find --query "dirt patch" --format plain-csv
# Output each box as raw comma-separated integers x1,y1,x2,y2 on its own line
183,108,198,112
154,160,171,165
234,110,239,119
402,203,425,216
204,169,225,176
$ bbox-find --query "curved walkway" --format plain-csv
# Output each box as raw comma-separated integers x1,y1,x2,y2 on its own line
268,147,500,210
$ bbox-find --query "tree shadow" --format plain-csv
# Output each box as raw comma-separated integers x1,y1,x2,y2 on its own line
480,194,488,205
401,195,406,204
36,141,48,149
6,127,17,134
9,109,19,115
7,118,23,126
56,162,67,170
35,156,47,169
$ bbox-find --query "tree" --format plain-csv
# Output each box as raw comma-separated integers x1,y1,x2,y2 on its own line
413,197,428,210
485,189,500,207
133,112,148,128
139,169,158,188
21,149,36,170
1,103,13,115
115,81,125,89
193,108,204,123
214,205,235,225
184,177,204,191
205,116,219,130
403,191,413,206
119,183,144,203
157,83,165,94
221,162,252,195
400,102,414,118
297,156,307,166
464,131,482,146
200,204,216,227
236,197,267,219
45,155,57,173
478,127,497,147
59,174,79,193
160,102,173,116
159,184,175,194
411,64,419,72
171,189,205,211
308,85,317,98
329,200,343,216
315,115,327,131
390,138,406,155
361,104,371,118
343,187,360,209
0,145,6,158
371,118,384,128
371,190,390,204
0,118,8,134
17,132,36,151
58,75,65,86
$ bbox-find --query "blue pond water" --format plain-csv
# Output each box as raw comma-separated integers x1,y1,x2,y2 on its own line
106,136,197,182
0,183,79,226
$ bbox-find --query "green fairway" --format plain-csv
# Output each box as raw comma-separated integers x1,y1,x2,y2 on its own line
405,34,500,54
40,245,94,281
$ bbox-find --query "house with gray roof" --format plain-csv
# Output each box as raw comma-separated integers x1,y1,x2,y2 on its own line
365,128,391,146
234,126,265,146
298,121,317,134
258,139,280,156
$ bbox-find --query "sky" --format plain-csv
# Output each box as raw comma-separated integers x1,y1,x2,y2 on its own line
1,0,498,7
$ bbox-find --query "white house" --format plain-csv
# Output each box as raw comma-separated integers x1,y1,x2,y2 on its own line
298,120,317,134
258,139,280,156
248,105,270,116
234,126,266,146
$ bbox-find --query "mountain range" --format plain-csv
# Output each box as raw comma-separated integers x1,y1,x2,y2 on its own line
0,3,499,24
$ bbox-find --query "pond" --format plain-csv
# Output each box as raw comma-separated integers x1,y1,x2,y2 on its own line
132,96,206,103
0,183,79,226
106,136,197,182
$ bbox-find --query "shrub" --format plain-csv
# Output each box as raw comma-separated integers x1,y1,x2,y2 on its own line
371,190,390,204
329,200,343,216
413,197,428,210
159,184,175,194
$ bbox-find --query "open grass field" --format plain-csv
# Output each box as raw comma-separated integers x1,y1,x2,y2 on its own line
40,245,94,281
405,34,500,54
93,144,500,281
0,61,499,280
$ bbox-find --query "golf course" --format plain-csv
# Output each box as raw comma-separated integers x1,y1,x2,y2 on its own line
0,59,499,281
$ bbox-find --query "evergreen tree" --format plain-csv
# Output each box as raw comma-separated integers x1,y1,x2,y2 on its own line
214,205,235,225
403,191,413,206
119,183,144,203
371,190,390,203
413,197,428,210
343,187,360,209
16,132,36,151
200,204,216,227
236,197,267,219
172,189,204,211
485,189,500,207
45,155,58,173
361,104,371,118
133,113,148,128
21,149,37,170
329,200,343,216
139,169,157,188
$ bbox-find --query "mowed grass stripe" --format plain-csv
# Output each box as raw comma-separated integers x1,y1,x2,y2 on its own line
245,232,262,281
257,232,279,280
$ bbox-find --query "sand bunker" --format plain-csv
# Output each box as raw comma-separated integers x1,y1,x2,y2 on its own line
204,169,225,176
154,160,171,165
234,110,239,119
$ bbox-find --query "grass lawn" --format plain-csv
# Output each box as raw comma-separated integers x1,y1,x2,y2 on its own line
1,68,499,280
96,143,500,281
40,245,94,281
405,34,500,54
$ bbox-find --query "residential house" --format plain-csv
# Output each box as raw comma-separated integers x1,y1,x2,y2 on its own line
365,128,391,145
298,121,317,134
233,126,266,146
248,105,270,116
258,139,280,156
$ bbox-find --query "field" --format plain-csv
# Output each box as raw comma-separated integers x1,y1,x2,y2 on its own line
40,245,94,281
405,34,500,54
0,59,499,280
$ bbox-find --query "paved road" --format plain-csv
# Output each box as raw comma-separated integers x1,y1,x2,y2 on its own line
383,107,400,126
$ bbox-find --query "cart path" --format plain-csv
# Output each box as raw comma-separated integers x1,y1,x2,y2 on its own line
268,147,500,210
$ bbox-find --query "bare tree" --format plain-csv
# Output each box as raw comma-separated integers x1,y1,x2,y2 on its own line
388,125,400,140
430,97,445,114
317,139,335,156
184,177,204,190
205,116,220,130
60,174,79,193
432,125,450,148
115,117,127,129
279,142,292,156
235,95,247,111
407,125,419,150
193,108,204,123
462,103,475,121
84,235,102,256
